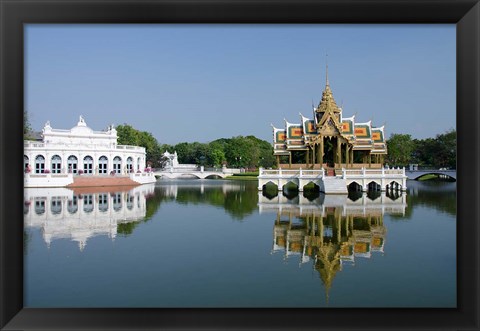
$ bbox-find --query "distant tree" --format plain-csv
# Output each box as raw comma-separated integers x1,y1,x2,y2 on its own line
386,134,415,166
174,142,196,164
116,124,163,167
207,146,226,167
435,129,456,169
116,124,140,146
24,110,33,140
411,130,456,169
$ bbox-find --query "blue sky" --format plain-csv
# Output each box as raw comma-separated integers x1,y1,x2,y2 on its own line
25,24,455,145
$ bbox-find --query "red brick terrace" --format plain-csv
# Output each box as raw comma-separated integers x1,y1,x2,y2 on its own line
67,176,140,188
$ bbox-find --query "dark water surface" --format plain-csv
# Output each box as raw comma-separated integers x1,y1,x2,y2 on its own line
24,179,456,307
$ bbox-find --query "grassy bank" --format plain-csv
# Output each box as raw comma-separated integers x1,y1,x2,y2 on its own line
225,172,259,181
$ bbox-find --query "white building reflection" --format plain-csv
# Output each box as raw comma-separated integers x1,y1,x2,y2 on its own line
24,183,155,250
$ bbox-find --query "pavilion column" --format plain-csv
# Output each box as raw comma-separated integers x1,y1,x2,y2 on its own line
289,153,292,168
318,138,324,167
336,139,341,167
306,149,310,168
350,149,354,167
345,145,349,168
345,215,350,237
312,144,316,168
336,214,341,243
276,155,280,168
369,153,372,167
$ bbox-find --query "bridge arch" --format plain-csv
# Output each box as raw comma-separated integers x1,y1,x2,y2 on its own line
261,180,279,191
414,173,456,181
348,181,363,192
405,170,456,181
367,181,382,191
385,180,404,191
301,181,321,192
282,180,299,191
204,174,226,179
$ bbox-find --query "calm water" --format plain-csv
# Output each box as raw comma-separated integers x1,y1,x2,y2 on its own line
24,179,456,308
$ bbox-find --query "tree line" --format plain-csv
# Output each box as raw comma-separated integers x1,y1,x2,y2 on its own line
116,124,276,169
386,129,456,169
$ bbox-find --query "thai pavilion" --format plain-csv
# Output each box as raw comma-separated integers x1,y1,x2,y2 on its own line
272,72,387,170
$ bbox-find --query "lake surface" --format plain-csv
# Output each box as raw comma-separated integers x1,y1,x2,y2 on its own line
24,179,456,308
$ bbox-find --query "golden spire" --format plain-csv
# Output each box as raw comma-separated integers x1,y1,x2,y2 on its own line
315,243,341,305
326,52,329,86
315,53,340,114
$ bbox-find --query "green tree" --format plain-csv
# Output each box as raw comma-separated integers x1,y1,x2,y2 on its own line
435,129,456,169
116,124,140,146
116,124,163,167
386,134,415,166
24,110,33,140
411,130,456,169
138,131,162,166
208,147,226,167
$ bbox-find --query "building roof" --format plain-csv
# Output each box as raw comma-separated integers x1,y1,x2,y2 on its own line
272,76,387,154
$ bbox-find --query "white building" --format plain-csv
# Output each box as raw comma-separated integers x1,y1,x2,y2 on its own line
24,116,156,187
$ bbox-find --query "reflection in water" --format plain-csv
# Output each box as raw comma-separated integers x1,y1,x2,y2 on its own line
259,191,406,302
24,179,456,308
24,184,155,250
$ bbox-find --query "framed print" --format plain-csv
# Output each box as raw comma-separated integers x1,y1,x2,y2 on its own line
1,0,479,330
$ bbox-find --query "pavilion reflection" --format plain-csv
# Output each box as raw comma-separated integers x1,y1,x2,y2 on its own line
24,183,155,250
259,191,406,301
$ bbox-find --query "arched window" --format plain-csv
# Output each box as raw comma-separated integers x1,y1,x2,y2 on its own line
35,155,45,174
99,156,108,174
126,193,134,210
51,155,62,174
34,198,45,215
83,194,94,213
67,155,78,174
67,196,78,214
137,157,141,171
113,193,122,211
51,197,62,214
113,156,122,174
98,193,108,212
24,155,29,173
83,156,93,174
126,157,133,173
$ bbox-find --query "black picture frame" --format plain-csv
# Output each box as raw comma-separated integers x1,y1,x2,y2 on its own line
1,0,479,330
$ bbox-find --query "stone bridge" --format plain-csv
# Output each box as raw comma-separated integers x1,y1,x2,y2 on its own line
405,169,456,180
154,166,241,179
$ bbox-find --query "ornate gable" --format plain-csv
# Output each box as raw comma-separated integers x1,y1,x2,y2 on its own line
315,83,344,137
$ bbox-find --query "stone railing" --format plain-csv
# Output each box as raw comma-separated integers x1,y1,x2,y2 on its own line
259,167,405,178
259,168,325,178
24,141,45,148
116,145,145,152
342,167,405,177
